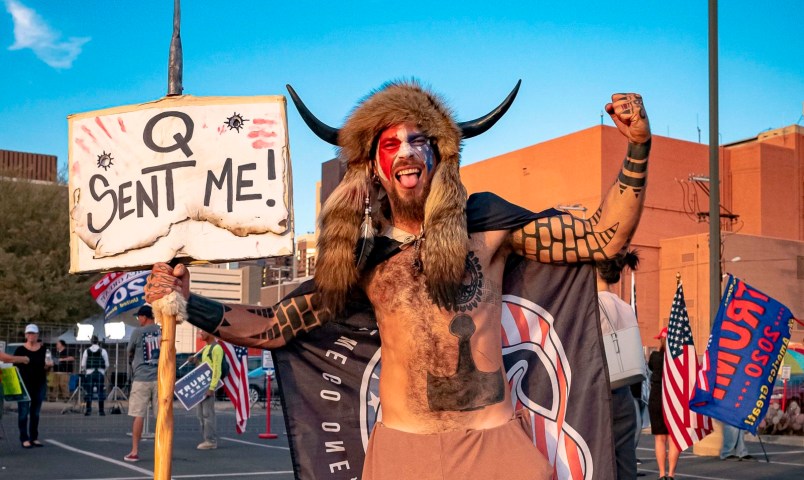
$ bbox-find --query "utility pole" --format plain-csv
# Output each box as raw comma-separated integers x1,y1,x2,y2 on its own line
268,266,292,303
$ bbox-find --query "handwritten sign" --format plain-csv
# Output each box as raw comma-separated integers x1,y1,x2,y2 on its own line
174,362,221,411
68,95,293,273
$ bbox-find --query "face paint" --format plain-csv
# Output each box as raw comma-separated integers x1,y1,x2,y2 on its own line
375,123,433,184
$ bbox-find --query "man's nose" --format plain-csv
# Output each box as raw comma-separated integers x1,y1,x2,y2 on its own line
396,141,414,159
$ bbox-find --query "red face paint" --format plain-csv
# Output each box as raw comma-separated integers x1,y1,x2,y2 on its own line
375,123,433,183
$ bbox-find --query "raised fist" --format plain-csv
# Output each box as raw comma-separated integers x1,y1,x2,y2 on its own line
605,93,651,144
145,262,191,303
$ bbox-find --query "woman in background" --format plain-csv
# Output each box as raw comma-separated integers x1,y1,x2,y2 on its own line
648,328,679,480
14,323,53,448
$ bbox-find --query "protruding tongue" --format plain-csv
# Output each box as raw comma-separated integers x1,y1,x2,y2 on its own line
398,173,419,189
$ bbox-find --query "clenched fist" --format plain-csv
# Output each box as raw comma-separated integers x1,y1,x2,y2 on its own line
605,93,651,144
144,262,191,304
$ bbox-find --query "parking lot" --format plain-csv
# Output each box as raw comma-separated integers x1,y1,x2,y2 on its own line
1,400,293,479
2,399,804,479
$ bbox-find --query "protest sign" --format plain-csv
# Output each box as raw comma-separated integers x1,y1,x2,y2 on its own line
691,275,795,434
1,366,30,402
174,362,221,411
68,95,293,273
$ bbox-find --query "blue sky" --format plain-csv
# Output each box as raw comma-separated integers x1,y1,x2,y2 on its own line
1,0,802,236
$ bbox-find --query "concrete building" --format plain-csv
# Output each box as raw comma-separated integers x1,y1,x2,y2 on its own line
461,124,804,348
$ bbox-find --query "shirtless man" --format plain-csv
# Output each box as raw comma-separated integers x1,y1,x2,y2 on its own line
145,82,650,479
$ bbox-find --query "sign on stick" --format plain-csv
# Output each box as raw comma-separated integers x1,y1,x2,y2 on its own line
68,95,293,273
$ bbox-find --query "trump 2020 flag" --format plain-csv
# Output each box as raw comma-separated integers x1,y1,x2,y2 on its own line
663,281,712,451
220,341,251,434
691,275,795,434
90,271,149,320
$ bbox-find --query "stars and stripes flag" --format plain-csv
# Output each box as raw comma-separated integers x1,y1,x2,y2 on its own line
663,281,712,451
220,341,250,433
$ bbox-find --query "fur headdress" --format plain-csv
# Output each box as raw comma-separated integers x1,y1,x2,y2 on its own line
287,80,521,314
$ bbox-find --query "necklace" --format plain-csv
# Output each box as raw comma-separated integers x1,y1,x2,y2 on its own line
382,225,425,273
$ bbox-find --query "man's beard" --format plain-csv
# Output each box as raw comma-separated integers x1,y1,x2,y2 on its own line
385,182,430,226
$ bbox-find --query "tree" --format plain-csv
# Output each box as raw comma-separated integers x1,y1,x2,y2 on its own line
0,175,102,335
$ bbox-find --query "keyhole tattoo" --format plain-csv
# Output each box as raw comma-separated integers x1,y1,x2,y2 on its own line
426,314,504,411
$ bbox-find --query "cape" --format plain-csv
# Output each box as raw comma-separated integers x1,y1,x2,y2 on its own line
272,192,617,480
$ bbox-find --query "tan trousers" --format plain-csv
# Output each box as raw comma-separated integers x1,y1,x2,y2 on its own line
48,373,72,401
363,410,552,480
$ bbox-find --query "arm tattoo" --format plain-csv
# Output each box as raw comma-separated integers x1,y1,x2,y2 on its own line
187,293,329,349
511,215,618,263
617,140,651,197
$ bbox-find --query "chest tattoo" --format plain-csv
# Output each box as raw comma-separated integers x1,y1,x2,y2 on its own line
426,314,504,411
454,252,484,312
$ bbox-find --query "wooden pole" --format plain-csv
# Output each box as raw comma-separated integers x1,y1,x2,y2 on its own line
152,291,184,479
154,0,184,474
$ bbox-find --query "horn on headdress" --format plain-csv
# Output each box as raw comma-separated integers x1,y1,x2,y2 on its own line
286,84,340,145
286,80,522,145
457,80,521,139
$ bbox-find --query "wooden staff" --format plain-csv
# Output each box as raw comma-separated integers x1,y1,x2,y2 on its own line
152,290,185,479
153,1,183,477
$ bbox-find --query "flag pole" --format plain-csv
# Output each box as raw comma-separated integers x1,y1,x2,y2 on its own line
154,2,184,478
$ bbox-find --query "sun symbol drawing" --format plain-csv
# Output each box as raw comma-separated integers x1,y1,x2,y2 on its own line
224,112,249,133
96,151,114,170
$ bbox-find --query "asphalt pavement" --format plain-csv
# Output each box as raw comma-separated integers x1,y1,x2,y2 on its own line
1,401,803,479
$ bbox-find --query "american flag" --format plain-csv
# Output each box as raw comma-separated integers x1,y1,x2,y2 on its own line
220,341,250,434
662,282,712,451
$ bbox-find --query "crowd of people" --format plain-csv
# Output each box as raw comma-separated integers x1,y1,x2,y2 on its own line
1,304,217,463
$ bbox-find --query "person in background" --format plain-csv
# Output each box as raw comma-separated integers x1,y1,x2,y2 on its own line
596,251,640,479
194,330,223,450
720,423,754,461
51,340,75,401
123,305,161,463
81,335,109,416
14,323,53,448
649,328,679,480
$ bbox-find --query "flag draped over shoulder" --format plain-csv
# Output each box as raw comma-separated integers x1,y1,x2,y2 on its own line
663,282,712,451
90,270,149,320
271,193,615,480
220,341,250,434
690,275,795,434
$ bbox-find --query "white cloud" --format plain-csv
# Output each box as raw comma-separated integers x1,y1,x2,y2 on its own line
4,0,90,69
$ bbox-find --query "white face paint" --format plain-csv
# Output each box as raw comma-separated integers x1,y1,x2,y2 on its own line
374,123,434,187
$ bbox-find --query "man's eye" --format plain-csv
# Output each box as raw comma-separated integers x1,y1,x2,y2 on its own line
381,141,400,150
410,137,428,147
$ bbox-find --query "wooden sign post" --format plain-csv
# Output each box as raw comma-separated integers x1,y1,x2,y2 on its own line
153,293,179,479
